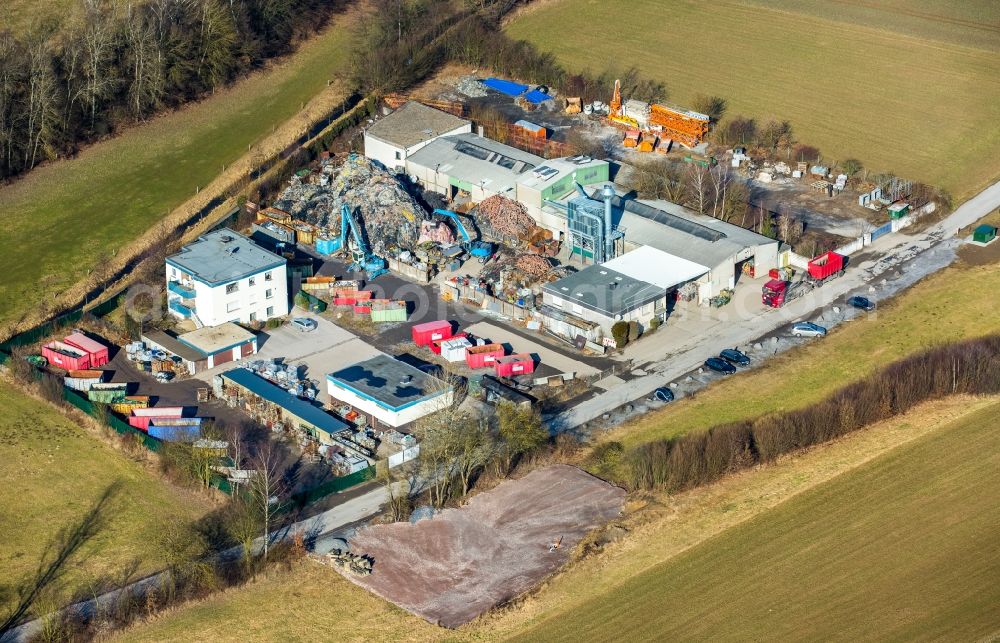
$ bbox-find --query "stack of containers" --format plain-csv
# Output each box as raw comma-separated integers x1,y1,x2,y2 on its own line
412,320,452,347
495,354,535,377
352,291,374,314
466,344,505,369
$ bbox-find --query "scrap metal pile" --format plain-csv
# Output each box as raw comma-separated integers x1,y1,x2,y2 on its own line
273,155,426,256
476,195,535,239
480,251,554,300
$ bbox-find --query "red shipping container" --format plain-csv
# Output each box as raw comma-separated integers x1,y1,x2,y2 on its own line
495,354,535,377
412,320,453,346
63,332,110,367
466,343,505,369
807,251,844,281
431,332,466,355
768,268,780,279
353,304,372,314
42,341,91,370
334,297,356,306
354,291,373,301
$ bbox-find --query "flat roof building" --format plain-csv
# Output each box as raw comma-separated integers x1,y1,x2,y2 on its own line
516,156,610,237
327,355,454,429
222,368,350,444
364,102,472,172
166,228,289,327
406,133,544,202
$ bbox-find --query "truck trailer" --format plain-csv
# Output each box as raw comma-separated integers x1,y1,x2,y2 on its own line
762,251,845,308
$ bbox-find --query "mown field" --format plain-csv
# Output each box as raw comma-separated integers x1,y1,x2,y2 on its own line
0,382,211,614
610,258,1000,449
0,9,359,330
512,399,1000,642
506,0,1000,199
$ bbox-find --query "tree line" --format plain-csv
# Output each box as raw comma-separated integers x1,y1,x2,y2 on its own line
0,0,348,181
598,334,1000,493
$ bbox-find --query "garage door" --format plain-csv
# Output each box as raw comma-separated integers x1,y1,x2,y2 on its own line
212,348,235,366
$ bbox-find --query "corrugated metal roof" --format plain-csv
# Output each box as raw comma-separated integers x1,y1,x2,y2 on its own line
222,368,350,437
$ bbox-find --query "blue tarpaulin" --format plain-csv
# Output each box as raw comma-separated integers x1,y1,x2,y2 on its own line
523,90,552,104
482,78,528,97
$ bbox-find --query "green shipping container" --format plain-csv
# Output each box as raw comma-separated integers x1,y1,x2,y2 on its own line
88,389,127,404
294,290,327,313
371,306,407,323
973,224,997,244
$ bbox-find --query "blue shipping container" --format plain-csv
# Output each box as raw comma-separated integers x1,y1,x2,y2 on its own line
149,424,201,442
316,237,342,255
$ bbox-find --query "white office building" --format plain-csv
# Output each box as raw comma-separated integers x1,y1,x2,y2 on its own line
166,229,289,327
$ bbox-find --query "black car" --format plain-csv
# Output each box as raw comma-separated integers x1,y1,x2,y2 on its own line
704,357,737,374
653,387,674,403
719,348,751,367
847,296,876,311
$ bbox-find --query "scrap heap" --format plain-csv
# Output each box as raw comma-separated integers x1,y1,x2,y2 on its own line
480,251,554,301
476,195,535,239
273,155,425,256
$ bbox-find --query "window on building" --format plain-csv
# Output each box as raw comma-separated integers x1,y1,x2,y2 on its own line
572,303,583,314
264,271,273,282
249,312,257,322
249,277,256,287
226,282,239,294
550,296,563,307
171,267,177,277
226,302,240,313
395,151,402,160
265,288,273,299
266,306,274,316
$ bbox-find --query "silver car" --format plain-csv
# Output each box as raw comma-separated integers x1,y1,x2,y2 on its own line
791,321,827,337
291,317,318,332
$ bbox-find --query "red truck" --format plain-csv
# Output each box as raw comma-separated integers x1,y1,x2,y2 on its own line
762,251,845,308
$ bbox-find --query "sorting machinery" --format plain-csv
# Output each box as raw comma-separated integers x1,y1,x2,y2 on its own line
432,209,494,264
325,204,388,279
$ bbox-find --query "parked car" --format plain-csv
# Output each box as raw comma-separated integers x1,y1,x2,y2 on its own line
291,317,318,332
704,357,737,374
791,321,827,337
847,296,876,311
719,348,751,367
653,387,674,402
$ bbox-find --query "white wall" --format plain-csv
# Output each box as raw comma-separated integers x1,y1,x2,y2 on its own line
327,382,454,428
167,264,289,326
365,123,472,172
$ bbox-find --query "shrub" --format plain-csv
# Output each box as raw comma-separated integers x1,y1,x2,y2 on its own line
611,321,630,348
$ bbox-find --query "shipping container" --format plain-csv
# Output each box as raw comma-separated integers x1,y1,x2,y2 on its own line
973,224,997,244
149,424,201,442
42,341,91,370
63,333,110,367
466,343,505,369
370,301,407,323
294,290,327,313
88,389,127,404
149,417,203,427
64,369,105,391
334,296,356,306
807,252,844,281
431,333,466,355
353,303,372,314
129,413,196,431
440,337,473,363
131,406,185,417
495,354,535,378
412,320,453,346
110,398,149,414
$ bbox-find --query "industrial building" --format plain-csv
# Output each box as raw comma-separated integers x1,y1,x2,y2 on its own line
327,354,455,429
406,133,543,202
364,101,471,172
221,368,350,445
166,228,289,327
143,323,257,374
515,156,611,238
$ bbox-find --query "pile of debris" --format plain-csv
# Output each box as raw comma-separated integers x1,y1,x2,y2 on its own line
476,195,535,238
455,75,487,98
315,549,373,576
480,251,554,300
273,155,426,256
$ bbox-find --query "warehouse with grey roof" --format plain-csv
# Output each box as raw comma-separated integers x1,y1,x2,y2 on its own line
364,101,472,172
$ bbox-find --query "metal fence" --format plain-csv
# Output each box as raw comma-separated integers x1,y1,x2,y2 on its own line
870,222,893,242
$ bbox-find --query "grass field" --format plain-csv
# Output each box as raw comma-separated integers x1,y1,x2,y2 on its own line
512,398,1000,642
0,0,80,31
0,9,359,330
609,259,1000,449
0,382,211,613
506,0,1000,199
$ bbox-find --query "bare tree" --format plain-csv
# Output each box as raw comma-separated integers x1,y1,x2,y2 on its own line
22,36,61,169
122,3,164,119
377,459,412,522
247,445,285,560
686,163,709,214
80,0,118,130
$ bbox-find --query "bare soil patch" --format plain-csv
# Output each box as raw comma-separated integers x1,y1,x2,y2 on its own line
342,464,625,628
